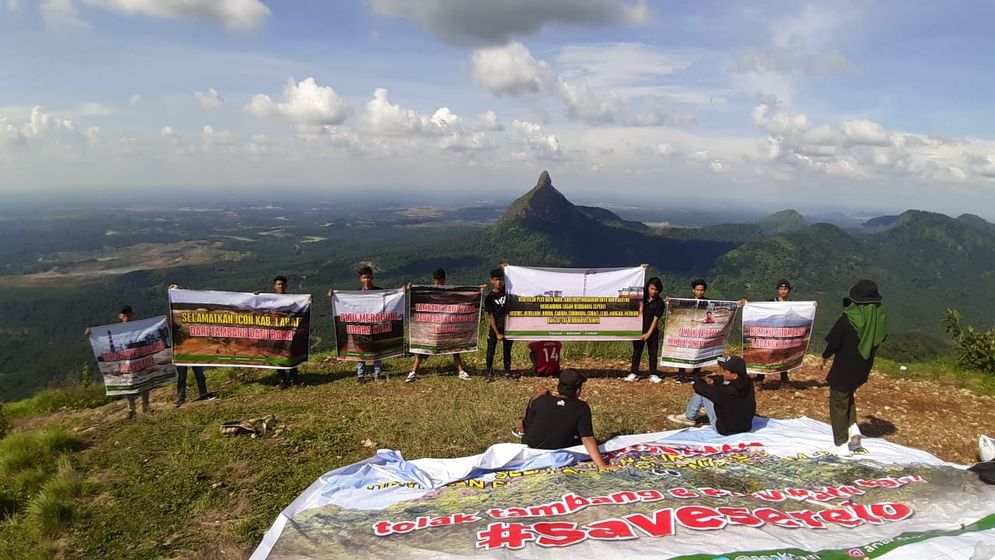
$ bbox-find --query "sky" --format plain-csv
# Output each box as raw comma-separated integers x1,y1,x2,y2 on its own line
2,0,995,217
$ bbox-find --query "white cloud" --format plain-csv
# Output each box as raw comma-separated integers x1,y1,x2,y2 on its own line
477,111,504,131
841,119,890,146
194,88,223,109
246,77,352,125
128,94,143,106
513,119,562,159
76,102,115,116
361,88,496,153
472,42,550,96
555,43,691,90
369,0,648,47
7,0,21,10
80,0,269,29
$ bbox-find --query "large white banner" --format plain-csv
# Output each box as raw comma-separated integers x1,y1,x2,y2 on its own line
743,301,818,375
87,315,176,396
504,266,646,341
251,418,995,559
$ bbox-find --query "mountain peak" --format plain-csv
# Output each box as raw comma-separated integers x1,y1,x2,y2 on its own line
759,209,807,234
499,171,582,225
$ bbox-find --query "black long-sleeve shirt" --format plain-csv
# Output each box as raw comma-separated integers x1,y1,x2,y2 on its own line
822,315,879,393
692,376,756,435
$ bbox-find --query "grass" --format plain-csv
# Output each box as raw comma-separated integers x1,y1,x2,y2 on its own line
3,383,108,420
875,355,995,396
0,343,993,558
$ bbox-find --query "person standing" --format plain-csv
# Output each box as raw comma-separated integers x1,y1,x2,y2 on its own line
751,279,795,388
484,267,514,381
674,279,709,383
85,305,151,420
626,277,664,383
271,275,301,388
820,280,888,455
405,268,473,382
169,283,217,405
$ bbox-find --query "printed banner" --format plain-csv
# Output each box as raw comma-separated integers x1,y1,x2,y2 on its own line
332,288,405,361
504,266,646,341
408,285,482,355
168,289,311,369
87,316,177,396
659,298,739,369
743,301,818,374
251,418,995,559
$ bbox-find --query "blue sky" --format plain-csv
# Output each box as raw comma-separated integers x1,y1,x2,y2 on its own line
2,0,994,217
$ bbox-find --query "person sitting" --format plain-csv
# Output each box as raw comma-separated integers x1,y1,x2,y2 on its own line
517,370,611,470
667,356,756,435
527,340,562,376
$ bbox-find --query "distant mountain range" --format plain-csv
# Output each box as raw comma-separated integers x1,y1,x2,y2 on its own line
418,171,995,356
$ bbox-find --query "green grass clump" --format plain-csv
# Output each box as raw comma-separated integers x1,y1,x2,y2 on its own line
4,383,108,420
0,426,85,517
25,459,89,535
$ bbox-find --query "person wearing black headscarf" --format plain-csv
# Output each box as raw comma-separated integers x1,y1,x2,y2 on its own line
820,280,888,455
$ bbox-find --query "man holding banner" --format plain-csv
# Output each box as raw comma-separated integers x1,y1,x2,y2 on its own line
405,268,479,382
330,268,405,382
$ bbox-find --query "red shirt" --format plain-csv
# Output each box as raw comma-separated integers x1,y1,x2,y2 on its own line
528,341,562,375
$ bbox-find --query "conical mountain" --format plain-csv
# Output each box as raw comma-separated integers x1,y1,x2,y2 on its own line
759,209,808,234
499,170,593,229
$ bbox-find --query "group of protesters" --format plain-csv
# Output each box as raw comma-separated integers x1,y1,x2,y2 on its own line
91,264,887,463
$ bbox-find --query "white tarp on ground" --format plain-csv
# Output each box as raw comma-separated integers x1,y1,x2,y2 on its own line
252,418,995,560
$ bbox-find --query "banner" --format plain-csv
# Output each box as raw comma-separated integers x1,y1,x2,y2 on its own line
168,289,311,369
332,288,405,361
87,316,176,396
659,298,739,368
251,418,995,559
408,285,482,355
504,266,645,341
743,301,818,374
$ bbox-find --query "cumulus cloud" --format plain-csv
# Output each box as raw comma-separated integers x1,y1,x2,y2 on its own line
476,111,504,131
128,94,143,106
841,119,890,146
246,77,352,125
40,0,89,30
362,88,496,152
195,88,223,109
473,42,550,95
369,0,648,47
471,42,692,127
512,119,562,159
81,0,269,29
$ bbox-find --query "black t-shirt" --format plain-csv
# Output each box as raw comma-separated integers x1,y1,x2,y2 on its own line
522,393,594,449
643,296,665,331
484,290,509,329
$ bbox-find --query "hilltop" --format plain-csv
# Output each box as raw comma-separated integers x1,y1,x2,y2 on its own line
2,349,994,559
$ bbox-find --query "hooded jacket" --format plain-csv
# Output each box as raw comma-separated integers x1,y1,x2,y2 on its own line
692,375,756,435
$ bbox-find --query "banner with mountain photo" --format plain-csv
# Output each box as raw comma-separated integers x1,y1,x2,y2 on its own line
168,289,311,369
503,265,645,340
332,288,406,361
87,315,177,396
659,298,739,368
251,417,995,560
408,285,483,355
743,301,818,375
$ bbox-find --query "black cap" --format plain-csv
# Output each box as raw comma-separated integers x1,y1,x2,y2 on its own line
557,370,587,396
717,356,748,377
776,279,791,289
847,279,882,304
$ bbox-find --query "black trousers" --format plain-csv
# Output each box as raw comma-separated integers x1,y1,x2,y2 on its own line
630,333,659,374
278,366,299,384
486,331,513,372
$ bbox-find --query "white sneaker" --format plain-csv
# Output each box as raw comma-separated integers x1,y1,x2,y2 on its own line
667,413,695,427
648,374,662,384
624,373,638,382
404,371,417,383
458,370,470,380
835,443,851,456
980,435,995,462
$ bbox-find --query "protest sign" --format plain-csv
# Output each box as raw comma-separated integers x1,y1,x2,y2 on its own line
408,285,482,355
743,301,817,374
169,289,311,368
87,315,176,396
332,288,405,361
504,266,645,341
252,418,995,559
659,298,739,368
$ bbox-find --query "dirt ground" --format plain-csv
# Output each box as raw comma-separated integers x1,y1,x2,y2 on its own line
569,354,995,464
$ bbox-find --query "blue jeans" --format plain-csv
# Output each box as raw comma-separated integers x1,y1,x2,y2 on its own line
356,360,382,377
176,366,208,402
685,392,718,426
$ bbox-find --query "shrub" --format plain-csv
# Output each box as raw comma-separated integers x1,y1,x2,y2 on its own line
944,309,995,374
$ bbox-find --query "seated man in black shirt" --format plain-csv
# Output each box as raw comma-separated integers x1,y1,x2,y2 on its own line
667,356,756,436
519,370,611,470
